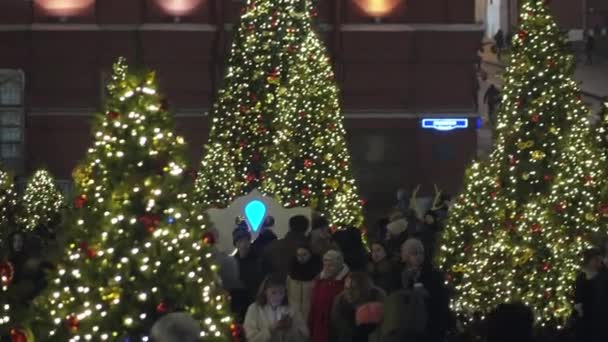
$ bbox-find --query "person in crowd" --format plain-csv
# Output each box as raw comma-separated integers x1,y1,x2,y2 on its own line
309,250,350,342
395,188,410,217
150,312,200,342
572,248,608,342
370,218,389,245
485,302,534,342
243,273,309,342
399,238,451,342
332,226,368,272
232,226,263,322
419,211,441,262
330,272,385,342
287,241,322,319
263,215,309,279
385,217,409,261
205,226,241,291
434,193,452,223
585,33,595,65
7,231,53,302
380,267,429,342
494,29,504,59
484,84,501,127
309,215,337,258
252,216,278,256
366,241,400,294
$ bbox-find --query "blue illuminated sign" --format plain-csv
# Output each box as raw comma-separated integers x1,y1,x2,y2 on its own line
244,200,267,232
421,118,469,131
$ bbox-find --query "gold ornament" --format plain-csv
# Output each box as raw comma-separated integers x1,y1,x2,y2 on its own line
295,173,305,181
531,150,546,160
522,173,530,180
101,286,122,303
325,178,339,190
517,140,535,149
314,137,323,147
310,198,319,209
585,212,596,221
515,249,534,266
452,264,467,273
267,76,280,85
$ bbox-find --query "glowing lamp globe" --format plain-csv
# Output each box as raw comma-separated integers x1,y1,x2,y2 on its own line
35,0,94,17
354,0,402,18
155,0,204,17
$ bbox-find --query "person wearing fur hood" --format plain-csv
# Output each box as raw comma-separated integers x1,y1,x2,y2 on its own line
308,250,350,342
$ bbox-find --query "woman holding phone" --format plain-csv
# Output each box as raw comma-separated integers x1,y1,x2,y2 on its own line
244,273,309,342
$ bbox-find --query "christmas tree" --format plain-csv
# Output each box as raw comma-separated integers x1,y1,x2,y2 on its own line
193,0,363,227
0,166,18,250
439,0,607,325
597,101,608,152
18,169,63,232
31,59,232,341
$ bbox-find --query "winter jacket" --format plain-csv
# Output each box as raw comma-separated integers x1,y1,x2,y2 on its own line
381,287,428,342
263,231,308,279
308,266,349,342
231,250,263,322
251,229,278,256
243,303,309,342
330,286,385,342
400,265,451,342
287,277,314,321
367,259,400,294
574,268,608,342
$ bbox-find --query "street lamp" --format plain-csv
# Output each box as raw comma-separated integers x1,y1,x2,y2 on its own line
35,0,94,21
354,0,403,22
154,0,204,22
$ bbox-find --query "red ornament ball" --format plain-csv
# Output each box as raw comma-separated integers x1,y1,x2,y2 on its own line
531,114,540,123
74,194,87,209
0,261,15,285
10,328,27,342
304,159,313,168
86,247,98,259
531,223,542,233
202,232,216,245
156,302,169,314
554,202,566,213
106,111,120,120
245,173,256,183
66,315,79,331
490,191,498,199
544,174,554,181
301,187,311,196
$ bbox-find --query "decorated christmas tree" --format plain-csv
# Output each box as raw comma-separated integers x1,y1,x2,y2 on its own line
193,0,363,227
31,59,232,341
597,101,608,152
18,169,63,232
0,166,18,250
439,0,607,325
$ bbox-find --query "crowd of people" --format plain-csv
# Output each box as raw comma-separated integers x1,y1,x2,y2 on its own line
4,188,608,342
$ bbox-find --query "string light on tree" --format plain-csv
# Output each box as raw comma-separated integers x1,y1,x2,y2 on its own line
19,169,64,232
439,0,608,326
193,0,364,229
31,59,232,341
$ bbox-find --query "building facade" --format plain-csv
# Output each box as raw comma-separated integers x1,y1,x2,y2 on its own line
0,0,481,213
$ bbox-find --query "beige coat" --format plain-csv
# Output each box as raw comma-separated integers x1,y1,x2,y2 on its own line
287,276,314,320
243,303,309,342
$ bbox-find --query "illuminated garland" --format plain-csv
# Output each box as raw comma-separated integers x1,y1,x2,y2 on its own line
31,59,232,341
439,0,608,326
19,169,63,232
193,0,363,228
0,167,18,248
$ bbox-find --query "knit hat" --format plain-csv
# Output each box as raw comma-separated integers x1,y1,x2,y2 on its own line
232,227,251,246
386,218,408,236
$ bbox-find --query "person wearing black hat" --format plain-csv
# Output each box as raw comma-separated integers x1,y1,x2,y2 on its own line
231,226,263,323
251,216,278,257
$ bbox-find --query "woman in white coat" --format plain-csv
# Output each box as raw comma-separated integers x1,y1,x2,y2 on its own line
244,274,309,342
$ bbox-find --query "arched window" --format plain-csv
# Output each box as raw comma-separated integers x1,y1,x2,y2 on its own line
0,70,25,173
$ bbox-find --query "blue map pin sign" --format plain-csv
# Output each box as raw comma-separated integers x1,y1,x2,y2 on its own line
245,200,267,233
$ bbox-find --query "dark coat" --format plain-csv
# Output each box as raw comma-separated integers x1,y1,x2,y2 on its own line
401,265,451,342
231,250,263,322
574,268,608,342
330,287,386,342
262,231,307,279
251,229,277,256
367,259,400,294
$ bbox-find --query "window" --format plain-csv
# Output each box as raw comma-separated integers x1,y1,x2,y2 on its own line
0,70,25,172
